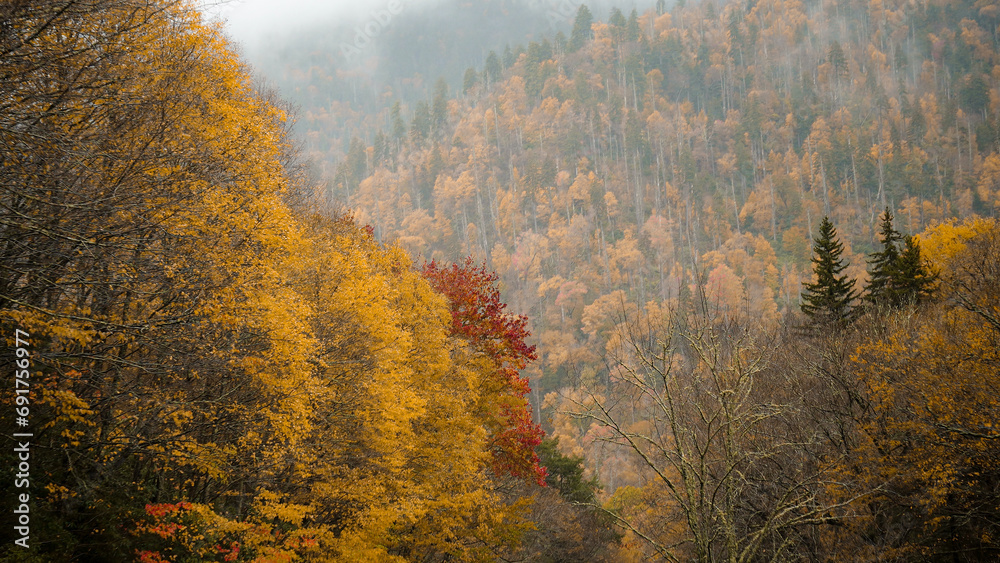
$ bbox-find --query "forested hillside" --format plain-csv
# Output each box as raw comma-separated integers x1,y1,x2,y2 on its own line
314,0,1000,434
238,0,592,157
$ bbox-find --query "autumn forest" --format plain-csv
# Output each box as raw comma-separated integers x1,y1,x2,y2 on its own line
1,0,999,561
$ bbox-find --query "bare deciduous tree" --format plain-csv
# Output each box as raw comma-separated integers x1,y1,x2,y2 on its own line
569,304,865,562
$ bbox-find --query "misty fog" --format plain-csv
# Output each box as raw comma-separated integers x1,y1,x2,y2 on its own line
207,0,661,83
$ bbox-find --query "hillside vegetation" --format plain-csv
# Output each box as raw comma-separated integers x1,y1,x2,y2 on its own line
316,0,1000,421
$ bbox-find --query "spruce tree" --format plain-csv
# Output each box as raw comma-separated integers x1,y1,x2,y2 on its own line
893,235,937,305
462,67,478,95
569,5,594,53
390,101,406,147
626,9,642,42
802,217,859,326
483,50,502,85
864,207,902,305
431,77,448,131
864,207,937,307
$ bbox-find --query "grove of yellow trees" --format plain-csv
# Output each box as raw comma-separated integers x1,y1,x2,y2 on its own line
0,2,571,560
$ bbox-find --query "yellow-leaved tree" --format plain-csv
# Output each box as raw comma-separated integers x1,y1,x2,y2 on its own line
286,214,536,561
1,2,550,561
835,217,1000,559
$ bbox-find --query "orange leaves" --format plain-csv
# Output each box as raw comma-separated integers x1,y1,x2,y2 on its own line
705,263,744,314
134,499,317,563
568,170,596,203
976,154,1000,212
143,502,193,525
1,1,558,559
582,290,632,341
838,219,1000,556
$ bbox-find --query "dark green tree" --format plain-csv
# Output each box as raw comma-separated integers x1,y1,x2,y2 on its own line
390,101,406,146
626,8,641,42
608,8,627,42
960,73,990,115
410,100,431,145
865,208,937,307
336,136,368,196
554,30,567,52
893,235,937,305
828,41,848,78
502,44,516,68
537,437,599,504
373,130,390,167
432,76,448,130
484,50,502,86
462,67,478,95
568,5,594,53
801,217,859,325
864,207,902,305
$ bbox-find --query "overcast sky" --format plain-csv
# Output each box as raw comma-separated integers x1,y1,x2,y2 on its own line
202,0,659,68
204,0,443,49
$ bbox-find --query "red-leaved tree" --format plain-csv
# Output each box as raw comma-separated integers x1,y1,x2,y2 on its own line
422,257,547,484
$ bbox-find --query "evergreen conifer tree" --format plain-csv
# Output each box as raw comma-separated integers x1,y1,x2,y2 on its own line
484,50,502,85
502,44,516,69
626,9,642,41
802,217,859,326
893,235,937,305
569,5,594,53
864,208,937,307
432,77,448,131
390,101,406,146
462,67,478,95
864,207,902,305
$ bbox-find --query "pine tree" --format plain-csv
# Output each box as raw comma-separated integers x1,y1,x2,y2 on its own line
626,9,642,42
390,101,406,146
864,208,937,307
568,5,594,53
864,207,902,305
484,50,502,85
828,41,848,78
462,67,478,95
609,8,627,42
893,235,937,305
536,437,599,504
802,217,859,326
432,76,448,131
410,100,431,145
502,44,516,69
373,130,389,166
